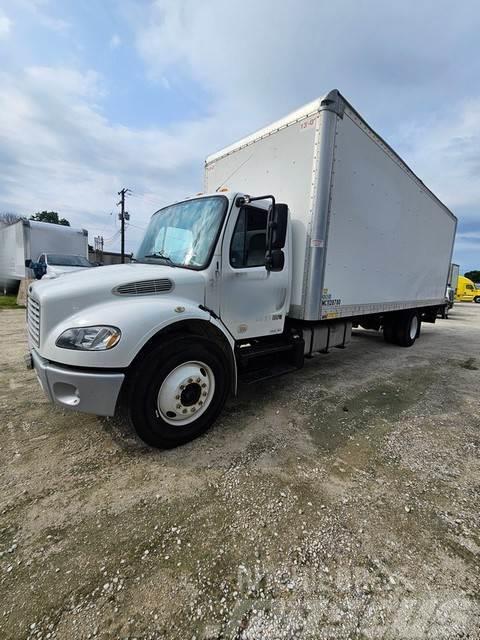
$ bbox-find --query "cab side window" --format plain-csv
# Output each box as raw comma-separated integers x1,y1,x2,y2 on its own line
230,206,268,268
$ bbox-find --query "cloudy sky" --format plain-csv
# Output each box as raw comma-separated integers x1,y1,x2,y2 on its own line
0,0,479,271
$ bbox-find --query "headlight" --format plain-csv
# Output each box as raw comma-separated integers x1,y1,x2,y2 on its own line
56,326,121,351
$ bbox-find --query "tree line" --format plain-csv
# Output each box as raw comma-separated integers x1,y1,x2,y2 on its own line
0,211,70,226
464,270,480,282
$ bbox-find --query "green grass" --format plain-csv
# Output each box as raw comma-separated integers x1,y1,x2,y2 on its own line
0,294,20,309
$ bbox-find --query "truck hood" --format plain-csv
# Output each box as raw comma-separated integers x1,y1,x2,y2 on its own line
44,265,92,278
29,263,207,343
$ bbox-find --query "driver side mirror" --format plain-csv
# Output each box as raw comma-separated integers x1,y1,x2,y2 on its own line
269,203,288,250
265,203,288,271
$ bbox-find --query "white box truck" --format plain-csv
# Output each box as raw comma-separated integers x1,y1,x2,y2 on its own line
0,219,89,291
25,90,457,448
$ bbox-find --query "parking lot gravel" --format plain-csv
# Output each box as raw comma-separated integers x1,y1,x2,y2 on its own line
0,304,479,639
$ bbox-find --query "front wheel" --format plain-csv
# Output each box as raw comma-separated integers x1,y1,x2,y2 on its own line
474,296,480,304
128,337,230,448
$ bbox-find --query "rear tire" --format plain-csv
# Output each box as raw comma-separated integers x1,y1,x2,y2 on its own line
394,311,420,347
128,337,230,448
383,311,420,347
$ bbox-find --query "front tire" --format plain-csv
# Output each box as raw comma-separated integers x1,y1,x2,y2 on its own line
474,296,480,304
128,337,230,448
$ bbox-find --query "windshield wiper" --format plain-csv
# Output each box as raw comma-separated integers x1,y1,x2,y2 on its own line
143,251,176,266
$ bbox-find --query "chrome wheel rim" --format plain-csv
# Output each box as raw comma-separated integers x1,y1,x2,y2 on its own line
157,361,215,426
409,316,418,340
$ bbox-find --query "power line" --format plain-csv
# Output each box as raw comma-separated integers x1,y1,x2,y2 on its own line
104,229,121,242
129,192,165,209
126,222,147,231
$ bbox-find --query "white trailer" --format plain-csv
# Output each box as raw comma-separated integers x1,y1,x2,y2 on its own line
26,90,457,448
0,219,88,291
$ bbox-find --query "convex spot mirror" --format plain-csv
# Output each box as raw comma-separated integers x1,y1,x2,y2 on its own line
265,248,285,272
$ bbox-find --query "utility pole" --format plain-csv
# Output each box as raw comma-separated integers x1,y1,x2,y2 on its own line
94,235,104,264
117,188,131,263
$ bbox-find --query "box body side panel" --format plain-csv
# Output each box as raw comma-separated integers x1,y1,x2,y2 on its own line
29,223,89,263
205,118,317,312
320,109,456,318
0,221,26,281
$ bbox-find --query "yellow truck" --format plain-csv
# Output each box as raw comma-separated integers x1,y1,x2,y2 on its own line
455,275,480,303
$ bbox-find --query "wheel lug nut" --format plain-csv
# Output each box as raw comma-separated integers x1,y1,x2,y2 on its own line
176,404,181,409
182,409,187,414
191,407,195,412
180,385,185,390
188,378,193,383
196,377,200,383
175,395,180,400
202,391,207,396
202,383,207,388
198,400,203,405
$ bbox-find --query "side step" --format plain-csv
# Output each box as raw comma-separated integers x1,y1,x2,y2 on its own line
236,341,295,367
240,363,299,385
235,336,305,382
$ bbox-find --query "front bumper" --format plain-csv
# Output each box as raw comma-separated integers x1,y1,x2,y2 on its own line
29,350,125,417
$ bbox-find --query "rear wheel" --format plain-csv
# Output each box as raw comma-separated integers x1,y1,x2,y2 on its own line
383,311,420,347
394,311,420,347
128,337,230,448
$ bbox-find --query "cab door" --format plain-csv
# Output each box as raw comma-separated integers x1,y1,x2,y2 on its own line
219,202,290,340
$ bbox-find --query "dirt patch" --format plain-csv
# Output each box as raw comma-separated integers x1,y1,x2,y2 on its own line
0,305,479,639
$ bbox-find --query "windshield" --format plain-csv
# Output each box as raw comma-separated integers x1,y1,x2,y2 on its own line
47,254,92,267
135,196,228,269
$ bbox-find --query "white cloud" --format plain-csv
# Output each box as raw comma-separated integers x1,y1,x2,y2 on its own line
458,231,480,240
0,11,12,37
0,66,227,251
15,0,70,31
2,0,480,263
133,0,480,222
135,0,480,126
394,100,480,214
109,34,121,49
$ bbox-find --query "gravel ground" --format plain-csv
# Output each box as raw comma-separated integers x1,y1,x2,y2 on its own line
0,304,479,639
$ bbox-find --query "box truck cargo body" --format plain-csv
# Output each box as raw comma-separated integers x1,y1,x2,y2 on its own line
205,90,456,322
0,219,88,291
26,90,457,448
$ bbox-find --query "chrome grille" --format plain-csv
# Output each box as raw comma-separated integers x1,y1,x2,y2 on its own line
113,279,173,296
27,295,41,347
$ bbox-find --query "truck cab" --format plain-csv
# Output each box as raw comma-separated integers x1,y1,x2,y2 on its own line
38,253,94,279
455,275,480,303
27,192,293,448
